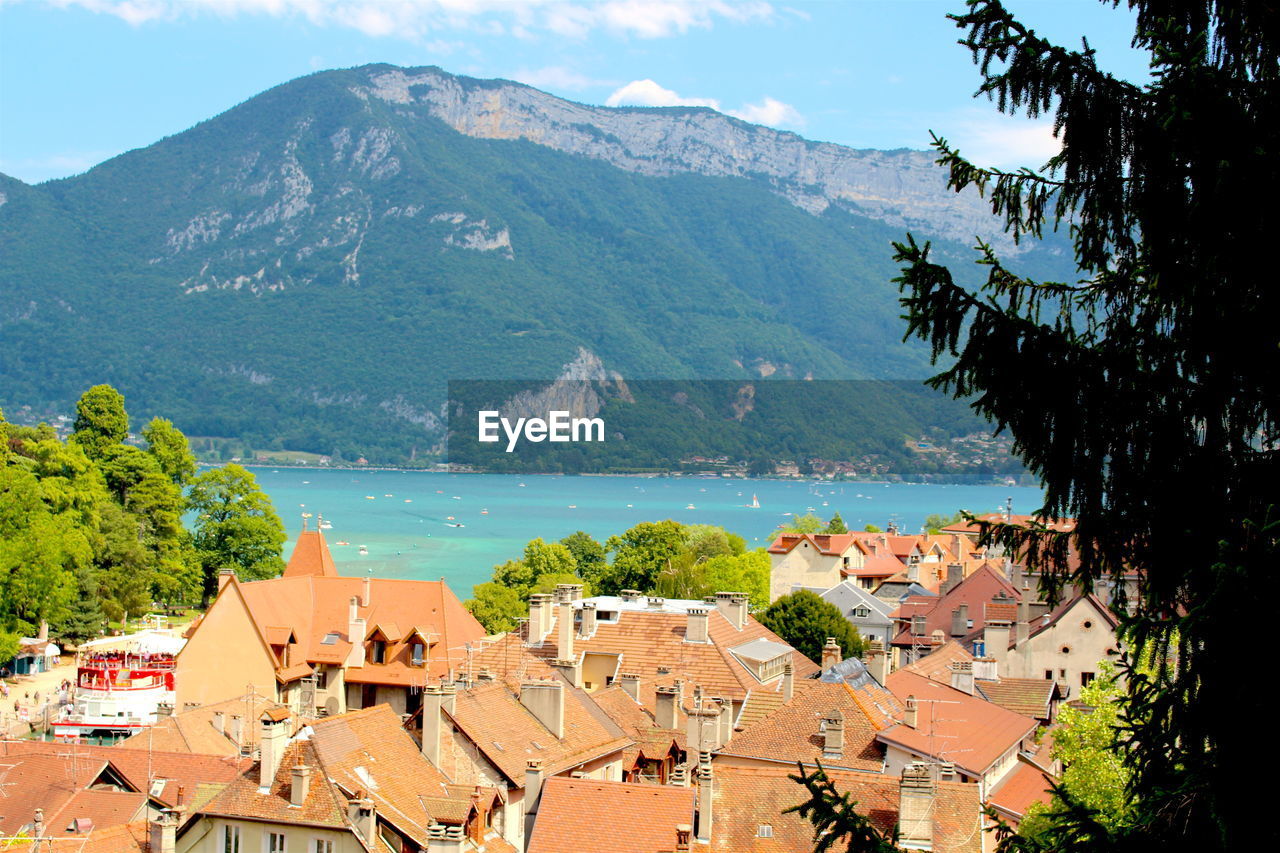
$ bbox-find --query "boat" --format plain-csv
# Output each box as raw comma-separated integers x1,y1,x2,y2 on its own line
685,504,697,510
319,521,333,530
481,509,489,515
404,499,412,503
446,522,465,528
336,541,350,546
358,545,369,555
567,505,577,509
51,631,183,740
749,494,760,509
366,495,376,500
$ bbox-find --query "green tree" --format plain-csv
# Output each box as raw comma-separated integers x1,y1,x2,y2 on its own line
826,512,848,534
758,590,863,665
53,568,108,644
492,538,579,599
863,524,881,533
465,582,526,634
803,1,1280,849
187,464,285,604
597,520,687,595
70,384,129,460
703,550,771,608
559,531,606,576
0,631,20,668
922,512,964,535
143,417,197,485
781,513,825,535
684,524,746,560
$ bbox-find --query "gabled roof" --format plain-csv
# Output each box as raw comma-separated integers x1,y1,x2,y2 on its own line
445,677,632,784
310,705,496,844
709,765,983,853
1,821,151,853
720,680,902,772
901,641,975,684
226,573,486,685
0,753,110,835
976,678,1059,719
283,527,339,578
530,605,820,713
817,580,895,623
766,533,857,556
987,760,1056,822
589,685,685,768
880,671,1038,779
941,513,1077,536
527,777,695,853
49,789,147,834
120,691,287,756
890,564,1021,649
197,739,352,831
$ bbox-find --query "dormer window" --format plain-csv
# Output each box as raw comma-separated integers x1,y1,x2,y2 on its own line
371,640,387,664
411,643,425,666
853,606,871,618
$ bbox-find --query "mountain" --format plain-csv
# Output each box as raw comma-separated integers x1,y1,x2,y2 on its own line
0,64,1071,465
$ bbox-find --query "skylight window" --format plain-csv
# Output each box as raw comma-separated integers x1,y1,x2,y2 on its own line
321,632,340,645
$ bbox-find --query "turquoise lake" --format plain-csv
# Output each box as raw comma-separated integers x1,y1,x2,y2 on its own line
252,469,1043,596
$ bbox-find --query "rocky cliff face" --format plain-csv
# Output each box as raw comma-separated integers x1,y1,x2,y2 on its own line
352,66,1013,250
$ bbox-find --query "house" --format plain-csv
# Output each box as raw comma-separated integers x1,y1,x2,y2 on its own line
766,533,861,601
812,579,896,649
174,525,487,716
890,563,1028,666
880,670,1038,799
525,587,820,735
526,777,695,853
984,593,1121,700
707,763,984,853
3,629,59,676
900,641,1062,724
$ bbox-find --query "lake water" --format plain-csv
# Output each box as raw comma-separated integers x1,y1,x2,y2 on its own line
252,468,1043,597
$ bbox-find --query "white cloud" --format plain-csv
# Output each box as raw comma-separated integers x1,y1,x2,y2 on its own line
42,0,774,40
605,79,719,109
728,96,802,128
512,66,605,92
0,150,116,183
945,112,1061,169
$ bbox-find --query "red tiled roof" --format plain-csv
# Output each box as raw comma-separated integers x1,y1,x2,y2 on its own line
198,739,351,830
49,789,147,834
283,528,339,578
709,765,983,853
902,641,975,684
976,678,1058,719
987,760,1055,821
890,564,1020,648
720,681,901,772
1,821,150,853
881,671,1038,779
0,753,108,835
766,533,857,556
589,685,685,768
118,691,285,756
527,777,695,853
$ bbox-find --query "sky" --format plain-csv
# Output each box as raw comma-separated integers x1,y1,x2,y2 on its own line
0,1,1151,184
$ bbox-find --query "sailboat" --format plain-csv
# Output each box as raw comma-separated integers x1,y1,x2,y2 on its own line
749,494,761,509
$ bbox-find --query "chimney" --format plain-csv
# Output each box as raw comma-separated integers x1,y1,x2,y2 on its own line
951,533,964,560
782,662,794,701
520,679,565,738
949,660,975,695
903,695,918,729
656,684,682,730
620,589,641,603
941,563,963,595
983,619,1011,674
821,637,842,670
695,753,714,844
579,602,597,638
420,683,456,766
713,592,748,629
907,557,919,583
217,569,236,591
426,824,465,852
950,604,968,638
675,824,693,851
229,714,242,746
865,639,891,685
554,583,583,603
686,702,721,753
213,710,225,735
717,699,734,746
528,594,554,643
619,672,641,702
685,607,710,644
524,759,545,815
290,763,312,807
33,808,44,842
361,574,371,607
558,600,575,660
972,657,998,681
147,808,180,853
347,798,376,845
258,714,288,790
1010,562,1024,591
551,656,583,689
898,764,935,850
1015,597,1031,647
346,597,366,668
821,710,844,757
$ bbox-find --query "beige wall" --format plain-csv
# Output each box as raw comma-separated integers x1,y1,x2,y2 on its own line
175,586,277,710
180,817,361,853
1003,599,1119,696
769,543,847,602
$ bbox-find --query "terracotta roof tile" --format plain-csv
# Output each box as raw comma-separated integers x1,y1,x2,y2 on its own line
709,765,983,853
975,678,1057,719
890,565,1021,648
49,789,147,834
198,740,350,830
902,641,975,684
284,528,340,578
0,753,107,835
1,821,150,853
987,760,1055,821
766,533,857,556
881,671,1038,778
118,691,285,756
527,777,695,853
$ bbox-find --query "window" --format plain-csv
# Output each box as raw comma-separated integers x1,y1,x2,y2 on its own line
1082,620,1094,630
1081,671,1095,687
371,640,386,664
1045,670,1054,680
321,632,340,645
1060,645,1072,655
313,840,333,853
313,668,327,690
222,826,241,853
411,643,425,666
266,832,286,853
853,606,871,618
758,825,774,838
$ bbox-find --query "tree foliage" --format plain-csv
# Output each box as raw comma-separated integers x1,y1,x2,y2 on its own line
878,1,1280,849
70,384,129,461
188,464,286,603
758,590,864,665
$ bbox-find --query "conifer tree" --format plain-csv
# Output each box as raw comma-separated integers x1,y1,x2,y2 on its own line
795,2,1279,849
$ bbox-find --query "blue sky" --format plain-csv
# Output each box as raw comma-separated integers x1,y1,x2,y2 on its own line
0,1,1150,184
